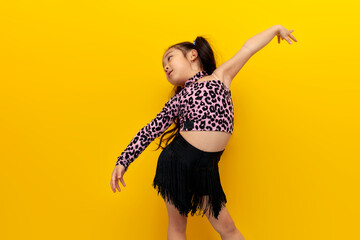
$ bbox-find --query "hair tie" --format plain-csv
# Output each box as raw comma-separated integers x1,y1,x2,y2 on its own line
193,40,196,45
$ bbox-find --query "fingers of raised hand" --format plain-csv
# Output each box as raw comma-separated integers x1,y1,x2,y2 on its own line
278,29,297,44
288,31,297,43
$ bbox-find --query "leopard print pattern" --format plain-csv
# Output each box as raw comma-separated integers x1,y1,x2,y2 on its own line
115,93,179,171
180,70,234,133
115,70,234,172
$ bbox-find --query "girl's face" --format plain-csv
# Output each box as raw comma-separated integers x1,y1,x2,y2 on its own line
162,48,198,87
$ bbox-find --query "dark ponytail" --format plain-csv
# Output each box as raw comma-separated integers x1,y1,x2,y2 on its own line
192,36,217,76
154,36,217,151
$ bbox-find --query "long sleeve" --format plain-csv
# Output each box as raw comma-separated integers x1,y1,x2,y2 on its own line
115,93,180,172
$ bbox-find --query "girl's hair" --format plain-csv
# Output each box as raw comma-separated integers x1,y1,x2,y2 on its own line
155,36,217,151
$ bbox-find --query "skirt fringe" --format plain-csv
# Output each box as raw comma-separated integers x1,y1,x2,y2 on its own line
189,166,227,219
152,135,227,220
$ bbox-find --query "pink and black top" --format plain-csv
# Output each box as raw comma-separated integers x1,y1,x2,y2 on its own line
116,70,234,171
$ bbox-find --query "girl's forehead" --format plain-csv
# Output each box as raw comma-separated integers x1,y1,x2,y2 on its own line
164,48,177,55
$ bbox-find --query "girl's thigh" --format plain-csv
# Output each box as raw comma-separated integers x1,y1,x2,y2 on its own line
164,199,187,231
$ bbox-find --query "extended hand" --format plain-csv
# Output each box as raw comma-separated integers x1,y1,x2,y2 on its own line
111,164,126,193
276,25,297,44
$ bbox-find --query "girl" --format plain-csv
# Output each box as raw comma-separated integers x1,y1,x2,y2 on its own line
111,24,297,240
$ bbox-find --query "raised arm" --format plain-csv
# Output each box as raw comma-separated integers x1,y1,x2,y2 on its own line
214,25,296,85
115,93,180,172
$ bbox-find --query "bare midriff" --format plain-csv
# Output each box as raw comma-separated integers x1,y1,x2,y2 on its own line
179,130,231,152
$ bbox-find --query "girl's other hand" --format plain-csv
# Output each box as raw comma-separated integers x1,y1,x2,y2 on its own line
276,25,297,44
111,164,126,193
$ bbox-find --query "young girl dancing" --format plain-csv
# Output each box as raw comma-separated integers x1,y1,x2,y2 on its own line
111,24,297,240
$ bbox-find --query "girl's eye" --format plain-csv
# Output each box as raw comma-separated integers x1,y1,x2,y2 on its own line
168,56,172,61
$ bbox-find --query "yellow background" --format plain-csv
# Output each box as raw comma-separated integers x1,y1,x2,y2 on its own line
1,0,359,239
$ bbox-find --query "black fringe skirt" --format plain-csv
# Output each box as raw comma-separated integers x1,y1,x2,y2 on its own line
152,133,227,220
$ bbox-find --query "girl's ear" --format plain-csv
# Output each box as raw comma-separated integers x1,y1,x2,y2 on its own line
187,49,197,62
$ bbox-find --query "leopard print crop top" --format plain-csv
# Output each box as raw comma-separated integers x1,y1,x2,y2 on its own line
116,70,234,171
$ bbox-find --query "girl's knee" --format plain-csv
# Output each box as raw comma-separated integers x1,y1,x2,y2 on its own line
217,218,237,235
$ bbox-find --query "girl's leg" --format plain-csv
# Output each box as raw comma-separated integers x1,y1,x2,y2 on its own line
201,196,246,240
165,199,188,240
